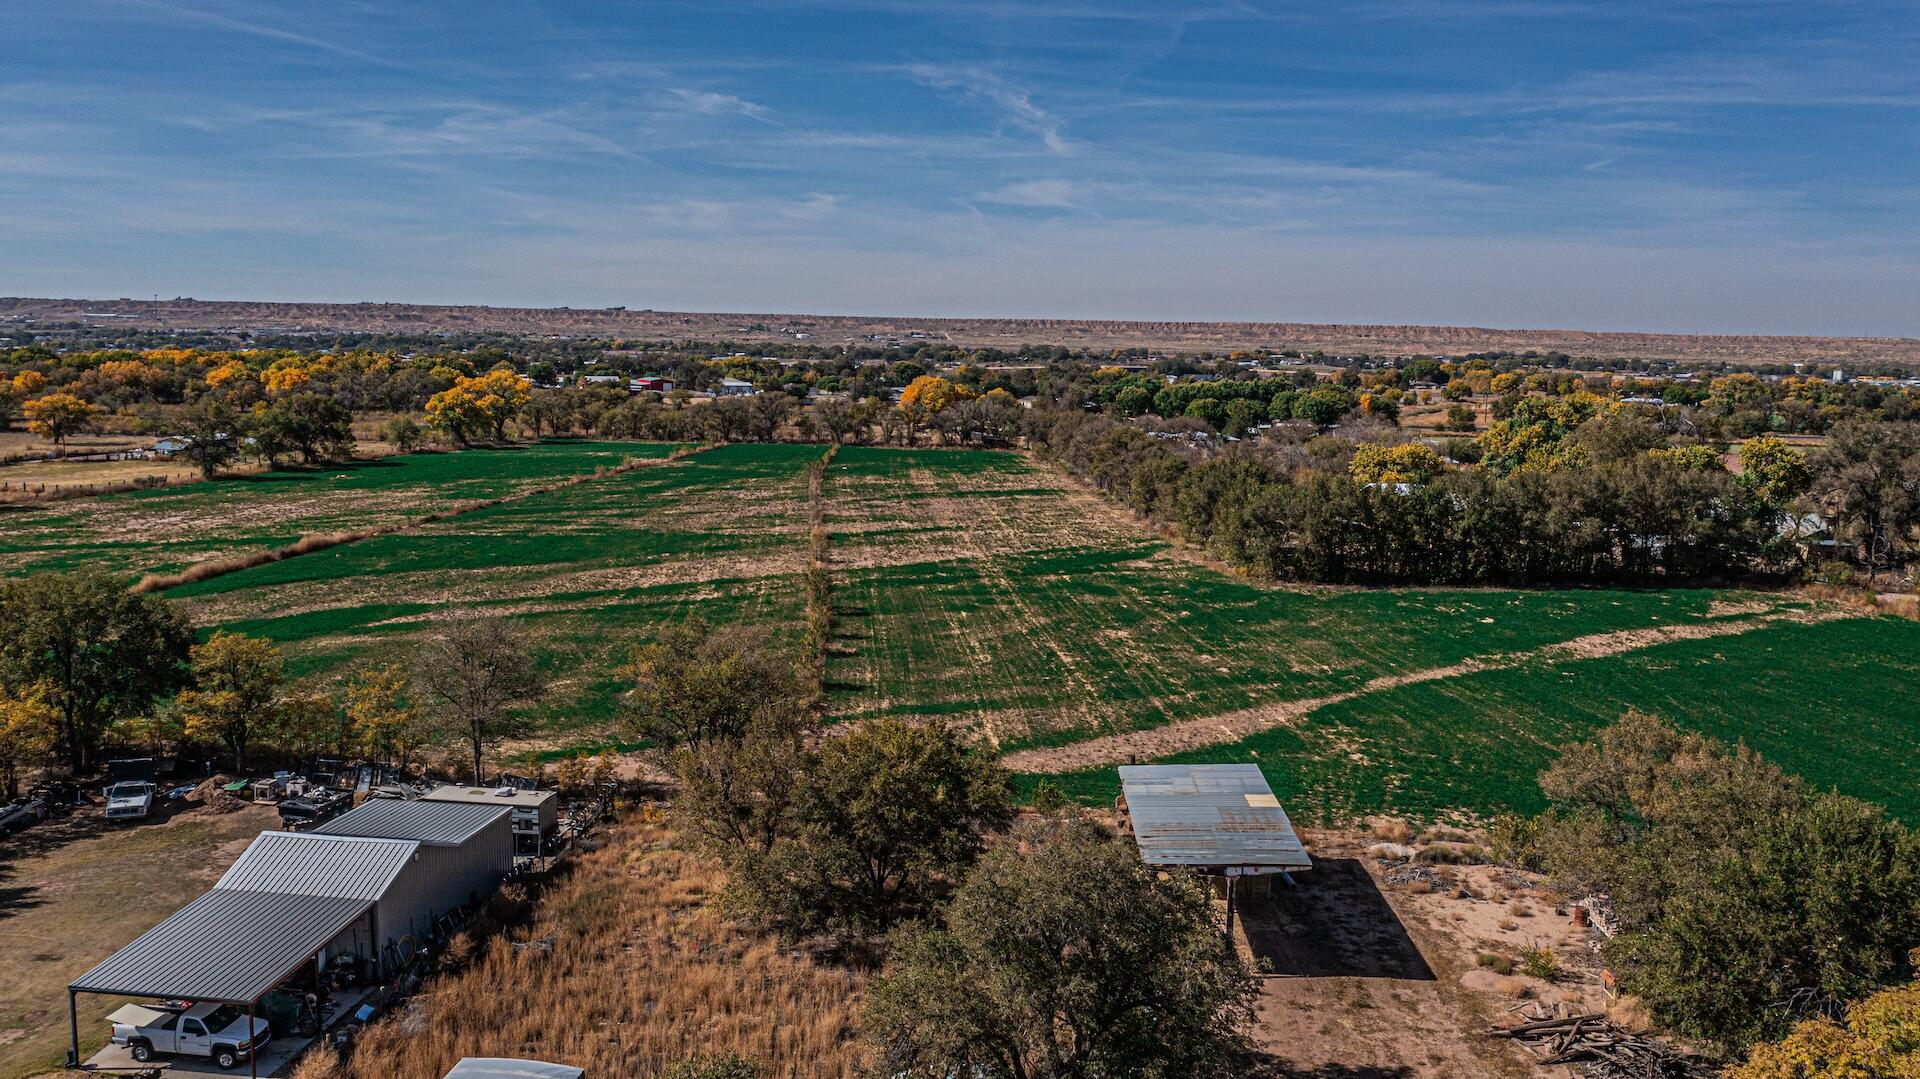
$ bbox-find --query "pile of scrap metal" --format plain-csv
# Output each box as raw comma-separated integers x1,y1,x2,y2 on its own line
1487,1005,1712,1078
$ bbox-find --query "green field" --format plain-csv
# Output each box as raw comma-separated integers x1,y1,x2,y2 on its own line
7,440,1914,818
819,446,1919,822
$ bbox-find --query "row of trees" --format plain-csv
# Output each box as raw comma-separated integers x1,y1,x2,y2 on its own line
0,571,549,790
624,620,1258,1078
1504,712,1920,1057
1033,407,1920,585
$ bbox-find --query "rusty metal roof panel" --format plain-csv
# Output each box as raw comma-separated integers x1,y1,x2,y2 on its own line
1119,764,1312,870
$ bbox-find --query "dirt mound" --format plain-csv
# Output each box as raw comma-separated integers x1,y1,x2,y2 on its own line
190,776,248,813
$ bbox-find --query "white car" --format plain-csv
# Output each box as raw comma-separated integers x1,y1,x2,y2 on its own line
109,1001,271,1070
104,781,156,821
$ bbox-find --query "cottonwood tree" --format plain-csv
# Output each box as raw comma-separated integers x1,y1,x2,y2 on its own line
345,663,430,768
21,391,100,449
174,398,243,479
0,571,192,770
176,631,285,771
863,816,1257,1079
1811,421,1920,577
419,616,545,784
0,684,56,798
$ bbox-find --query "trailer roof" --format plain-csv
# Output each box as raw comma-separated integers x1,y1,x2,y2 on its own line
71,888,372,1003
1118,764,1312,871
419,785,557,810
314,798,511,845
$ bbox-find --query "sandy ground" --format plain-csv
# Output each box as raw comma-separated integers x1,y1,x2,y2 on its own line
1245,827,1611,1078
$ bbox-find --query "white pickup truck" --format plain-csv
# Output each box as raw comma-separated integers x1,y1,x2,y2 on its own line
104,781,156,822
109,1001,270,1070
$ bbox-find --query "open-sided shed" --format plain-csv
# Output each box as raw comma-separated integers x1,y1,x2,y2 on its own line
1118,764,1312,929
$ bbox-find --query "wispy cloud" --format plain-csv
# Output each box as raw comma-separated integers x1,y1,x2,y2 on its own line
103,0,396,67
977,179,1077,208
904,64,1071,154
647,88,777,123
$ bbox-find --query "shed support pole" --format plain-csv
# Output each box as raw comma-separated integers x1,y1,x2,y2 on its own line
66,990,78,1067
249,999,258,1079
1224,875,1237,938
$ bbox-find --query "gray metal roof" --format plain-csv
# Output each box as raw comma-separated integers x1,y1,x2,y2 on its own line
70,888,372,1002
314,798,511,846
216,832,419,899
443,1060,585,1079
1118,764,1312,871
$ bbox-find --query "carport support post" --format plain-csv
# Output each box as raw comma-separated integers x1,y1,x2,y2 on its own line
1224,874,1237,938
249,999,258,1079
66,990,78,1067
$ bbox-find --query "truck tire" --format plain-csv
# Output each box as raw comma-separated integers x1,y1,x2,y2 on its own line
129,1040,153,1063
215,1046,239,1069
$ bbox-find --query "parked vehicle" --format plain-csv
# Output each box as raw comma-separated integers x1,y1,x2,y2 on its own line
104,781,156,821
109,1001,270,1070
278,788,349,830
0,794,49,833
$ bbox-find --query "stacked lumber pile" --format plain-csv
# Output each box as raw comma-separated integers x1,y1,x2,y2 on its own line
1487,1005,1712,1078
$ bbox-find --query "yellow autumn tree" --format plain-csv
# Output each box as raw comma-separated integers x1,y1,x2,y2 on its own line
345,663,429,768
22,392,101,448
1732,980,1920,1079
1349,442,1446,485
263,362,312,395
12,370,48,396
176,631,284,771
899,375,972,415
204,360,251,389
0,683,57,798
425,369,531,444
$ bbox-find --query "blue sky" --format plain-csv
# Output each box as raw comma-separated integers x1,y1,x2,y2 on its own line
6,1,1919,335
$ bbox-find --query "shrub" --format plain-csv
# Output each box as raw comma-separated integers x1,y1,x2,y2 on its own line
1477,953,1515,975
1519,944,1560,981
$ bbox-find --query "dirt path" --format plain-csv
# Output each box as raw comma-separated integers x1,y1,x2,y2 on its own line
1002,605,1859,773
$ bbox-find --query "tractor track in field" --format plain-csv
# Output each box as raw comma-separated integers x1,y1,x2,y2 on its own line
1000,604,1861,773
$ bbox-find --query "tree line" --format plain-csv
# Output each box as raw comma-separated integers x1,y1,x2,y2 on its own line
1029,407,1920,586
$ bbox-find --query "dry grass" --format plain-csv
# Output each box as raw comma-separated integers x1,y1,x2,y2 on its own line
316,816,864,1079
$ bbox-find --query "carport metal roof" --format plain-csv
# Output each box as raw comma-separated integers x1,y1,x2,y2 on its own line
1119,764,1312,872
314,799,511,846
70,888,372,1002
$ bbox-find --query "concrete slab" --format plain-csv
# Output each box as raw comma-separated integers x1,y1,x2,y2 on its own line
82,987,377,1077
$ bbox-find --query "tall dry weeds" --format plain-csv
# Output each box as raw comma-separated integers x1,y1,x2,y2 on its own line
325,818,864,1079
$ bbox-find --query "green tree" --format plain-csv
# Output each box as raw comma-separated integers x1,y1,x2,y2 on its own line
0,571,192,770
174,398,244,479
253,393,356,464
622,620,807,750
1443,402,1476,432
1530,712,1920,1051
734,719,1013,938
380,415,424,452
863,817,1257,1079
419,616,546,783
1291,385,1354,427
176,631,285,771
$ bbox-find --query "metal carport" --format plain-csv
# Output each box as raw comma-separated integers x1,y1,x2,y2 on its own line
67,832,420,1077
68,889,372,1076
